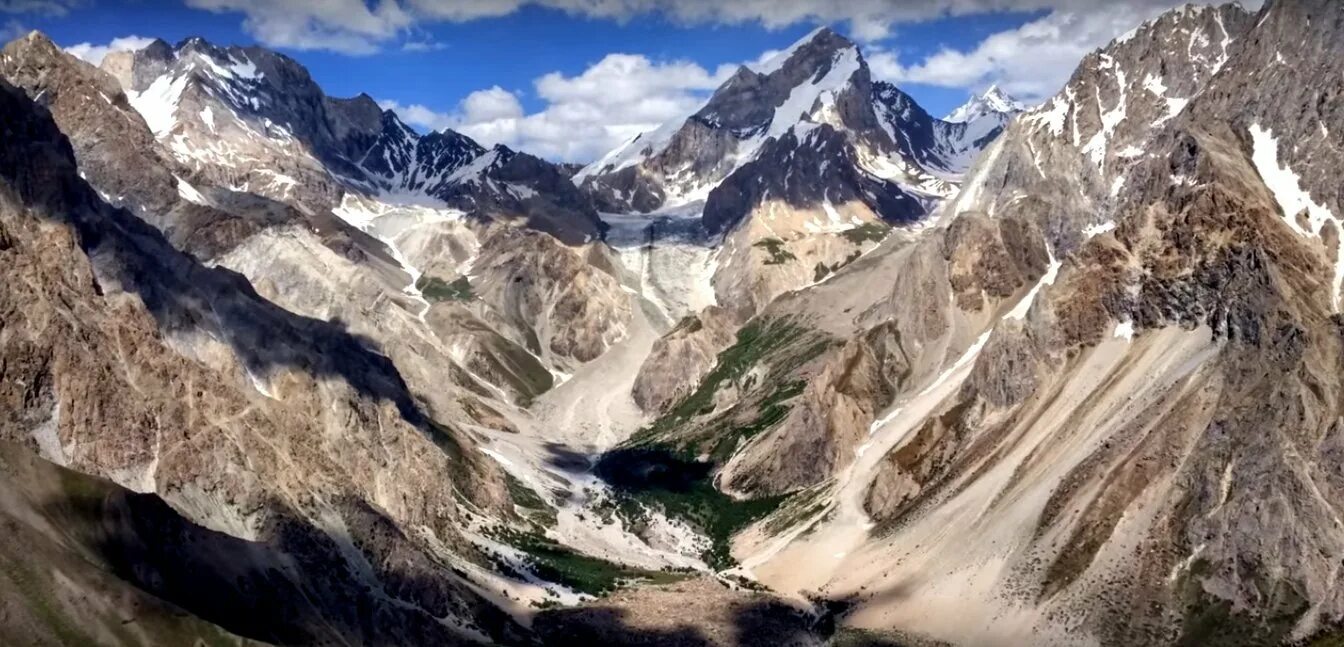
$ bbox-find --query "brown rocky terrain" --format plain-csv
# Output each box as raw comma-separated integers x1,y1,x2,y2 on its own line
6,1,1344,645
0,77,527,644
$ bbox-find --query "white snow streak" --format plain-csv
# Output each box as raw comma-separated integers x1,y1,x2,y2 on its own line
1248,124,1344,310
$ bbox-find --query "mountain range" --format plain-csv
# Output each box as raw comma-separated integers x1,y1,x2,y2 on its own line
2,1,1342,645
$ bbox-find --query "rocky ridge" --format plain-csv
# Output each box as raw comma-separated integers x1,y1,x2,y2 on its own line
5,2,1340,645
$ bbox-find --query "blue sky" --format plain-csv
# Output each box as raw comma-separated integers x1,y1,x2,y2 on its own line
4,0,1223,161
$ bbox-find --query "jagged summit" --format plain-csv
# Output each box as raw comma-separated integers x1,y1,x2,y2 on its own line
574,22,999,235
57,32,606,243
944,84,1027,123
749,26,857,75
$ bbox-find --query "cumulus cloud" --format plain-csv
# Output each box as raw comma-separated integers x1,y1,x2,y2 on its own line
180,0,1251,56
184,0,413,54
868,0,1261,103
383,53,737,162
64,34,156,65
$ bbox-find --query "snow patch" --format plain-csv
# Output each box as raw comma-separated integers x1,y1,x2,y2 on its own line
1113,320,1135,341
1003,247,1061,321
175,176,211,206
1248,123,1344,310
127,73,188,137
1083,220,1117,238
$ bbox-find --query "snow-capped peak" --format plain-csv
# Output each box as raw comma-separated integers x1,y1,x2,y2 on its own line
749,26,844,75
944,85,1027,123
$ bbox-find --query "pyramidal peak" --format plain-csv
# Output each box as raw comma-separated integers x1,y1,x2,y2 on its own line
944,84,1028,123
749,26,856,75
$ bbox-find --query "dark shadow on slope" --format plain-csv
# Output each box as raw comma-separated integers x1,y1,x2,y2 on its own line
0,78,430,431
0,442,526,646
533,591,837,646
702,125,930,236
594,448,714,493
533,607,713,645
541,442,596,474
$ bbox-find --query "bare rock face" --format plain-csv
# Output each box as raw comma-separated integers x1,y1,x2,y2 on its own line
722,322,911,495
632,306,737,413
947,2,1253,245
470,226,632,368
0,32,267,258
0,443,262,646
943,211,1050,311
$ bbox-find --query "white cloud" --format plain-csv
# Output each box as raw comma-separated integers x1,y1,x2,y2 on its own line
0,0,81,16
373,0,1247,161
868,1,1259,103
184,0,413,54
181,0,1252,56
383,53,737,162
64,34,156,65
459,85,524,122
401,38,446,52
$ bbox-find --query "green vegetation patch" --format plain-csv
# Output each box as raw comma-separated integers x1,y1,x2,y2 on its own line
592,450,790,571
762,484,830,536
504,473,558,529
490,527,689,596
753,237,797,265
840,221,891,246
633,318,821,444
417,275,474,302
706,380,804,463
596,318,837,569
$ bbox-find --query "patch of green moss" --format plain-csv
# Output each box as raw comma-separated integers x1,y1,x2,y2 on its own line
592,455,789,571
753,237,796,265
416,275,474,302
631,319,816,444
505,473,558,528
840,221,890,245
491,527,690,596
707,380,804,463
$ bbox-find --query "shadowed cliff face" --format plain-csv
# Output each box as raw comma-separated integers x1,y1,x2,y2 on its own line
0,77,427,428
0,442,527,646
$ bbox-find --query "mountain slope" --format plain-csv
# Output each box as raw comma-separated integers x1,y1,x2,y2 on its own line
588,2,1344,645
591,28,1022,418
7,2,1343,645
0,76,533,644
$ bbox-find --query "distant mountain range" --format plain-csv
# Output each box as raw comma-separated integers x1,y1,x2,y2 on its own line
3,1,1344,645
